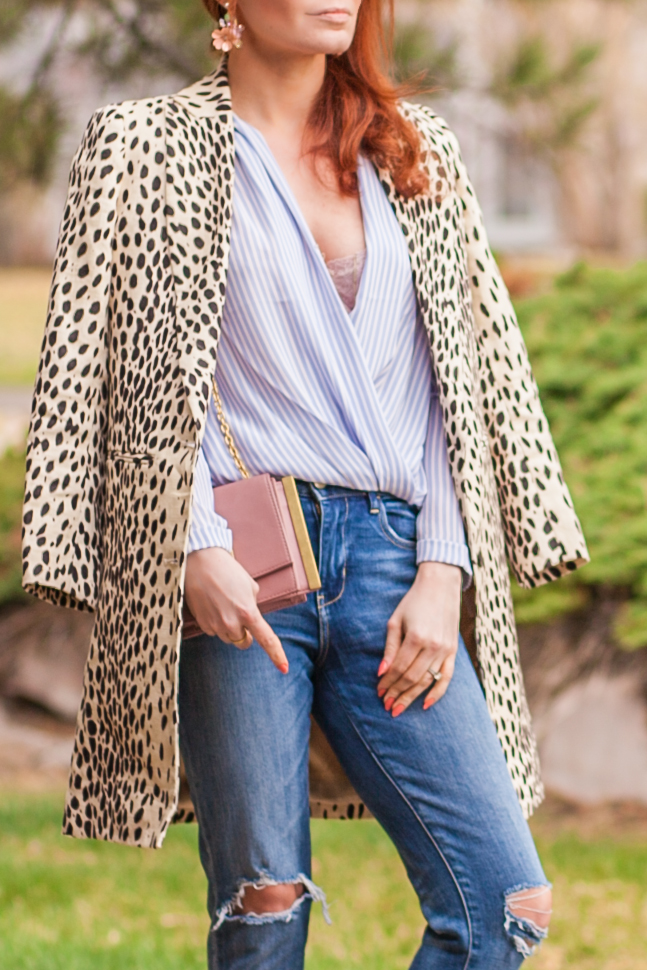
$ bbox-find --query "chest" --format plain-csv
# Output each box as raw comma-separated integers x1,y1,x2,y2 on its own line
251,129,365,262
226,145,422,378
114,99,475,442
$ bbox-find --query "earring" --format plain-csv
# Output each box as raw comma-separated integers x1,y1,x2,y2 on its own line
211,1,244,52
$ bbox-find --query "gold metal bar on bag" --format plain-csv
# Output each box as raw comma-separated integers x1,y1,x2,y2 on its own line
282,476,322,591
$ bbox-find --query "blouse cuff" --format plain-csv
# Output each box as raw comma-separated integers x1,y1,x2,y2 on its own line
187,520,233,555
416,538,473,590
188,448,234,555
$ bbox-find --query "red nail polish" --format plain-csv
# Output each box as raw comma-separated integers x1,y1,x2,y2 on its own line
384,696,394,712
377,659,389,677
279,662,289,674
392,704,405,718
423,698,435,710
377,688,386,698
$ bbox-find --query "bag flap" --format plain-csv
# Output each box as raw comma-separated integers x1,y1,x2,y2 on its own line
213,474,292,579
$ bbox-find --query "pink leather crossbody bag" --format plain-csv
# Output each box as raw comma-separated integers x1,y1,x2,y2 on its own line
182,377,322,639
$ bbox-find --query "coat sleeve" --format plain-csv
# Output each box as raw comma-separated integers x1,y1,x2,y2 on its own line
22,105,124,611
446,130,589,588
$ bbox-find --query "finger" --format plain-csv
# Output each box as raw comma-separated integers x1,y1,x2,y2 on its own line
378,612,404,681
246,611,289,674
378,638,423,699
390,657,449,718
379,623,435,697
225,627,253,649
383,648,445,710
423,652,455,709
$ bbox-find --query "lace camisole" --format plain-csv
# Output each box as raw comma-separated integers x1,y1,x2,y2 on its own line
326,251,367,312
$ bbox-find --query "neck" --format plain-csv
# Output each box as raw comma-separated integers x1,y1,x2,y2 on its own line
227,45,326,139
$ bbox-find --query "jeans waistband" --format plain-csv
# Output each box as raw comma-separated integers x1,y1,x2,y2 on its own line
295,479,416,511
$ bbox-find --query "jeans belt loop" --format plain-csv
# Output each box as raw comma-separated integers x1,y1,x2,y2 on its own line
368,491,380,514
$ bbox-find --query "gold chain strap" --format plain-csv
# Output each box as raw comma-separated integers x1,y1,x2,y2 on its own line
211,375,251,479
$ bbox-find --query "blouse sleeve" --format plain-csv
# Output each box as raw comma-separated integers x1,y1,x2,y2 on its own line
188,447,233,554
416,389,473,585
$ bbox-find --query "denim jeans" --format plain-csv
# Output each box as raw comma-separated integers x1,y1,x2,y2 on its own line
179,484,549,970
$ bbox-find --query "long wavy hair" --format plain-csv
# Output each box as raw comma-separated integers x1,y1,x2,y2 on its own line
201,0,429,198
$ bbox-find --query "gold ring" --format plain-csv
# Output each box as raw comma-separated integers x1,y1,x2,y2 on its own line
230,629,248,645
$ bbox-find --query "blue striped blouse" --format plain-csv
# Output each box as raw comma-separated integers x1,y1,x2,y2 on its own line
189,114,472,578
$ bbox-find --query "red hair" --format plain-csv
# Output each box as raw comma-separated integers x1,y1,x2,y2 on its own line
202,0,429,198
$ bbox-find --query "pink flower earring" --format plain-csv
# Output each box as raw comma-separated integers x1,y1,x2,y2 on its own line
211,1,244,52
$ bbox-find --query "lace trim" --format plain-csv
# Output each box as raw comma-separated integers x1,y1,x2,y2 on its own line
326,250,367,312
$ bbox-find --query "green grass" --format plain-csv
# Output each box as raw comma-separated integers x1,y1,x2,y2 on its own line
535,838,647,970
0,793,646,969
0,268,50,386
0,794,422,970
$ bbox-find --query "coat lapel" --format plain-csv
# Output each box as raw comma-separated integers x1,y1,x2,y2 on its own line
164,60,235,439
376,148,487,547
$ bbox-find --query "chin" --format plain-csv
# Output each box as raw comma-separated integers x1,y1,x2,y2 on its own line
325,41,353,55
305,32,354,56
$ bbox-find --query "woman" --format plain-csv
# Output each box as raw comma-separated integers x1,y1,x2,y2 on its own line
22,0,589,966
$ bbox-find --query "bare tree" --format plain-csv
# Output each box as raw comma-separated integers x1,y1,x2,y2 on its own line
0,0,212,190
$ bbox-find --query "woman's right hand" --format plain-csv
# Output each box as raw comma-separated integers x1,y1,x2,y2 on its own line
184,547,289,673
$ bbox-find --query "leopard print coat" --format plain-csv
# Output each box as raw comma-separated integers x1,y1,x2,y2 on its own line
22,62,588,848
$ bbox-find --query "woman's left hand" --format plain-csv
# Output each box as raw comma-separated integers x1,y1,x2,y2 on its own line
377,562,463,717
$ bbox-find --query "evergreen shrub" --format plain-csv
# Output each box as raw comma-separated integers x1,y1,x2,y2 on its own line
513,261,647,648
0,446,25,604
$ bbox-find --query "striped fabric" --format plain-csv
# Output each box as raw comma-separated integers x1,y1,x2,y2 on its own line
189,114,472,578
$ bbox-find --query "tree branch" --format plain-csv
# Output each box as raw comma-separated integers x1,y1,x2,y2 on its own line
101,0,197,80
28,0,78,95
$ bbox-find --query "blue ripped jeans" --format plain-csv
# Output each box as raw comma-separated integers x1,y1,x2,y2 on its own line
179,484,549,970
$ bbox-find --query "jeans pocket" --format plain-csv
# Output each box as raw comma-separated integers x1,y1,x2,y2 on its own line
377,498,417,550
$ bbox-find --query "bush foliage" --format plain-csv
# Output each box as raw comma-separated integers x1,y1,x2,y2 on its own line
0,446,26,605
514,261,647,647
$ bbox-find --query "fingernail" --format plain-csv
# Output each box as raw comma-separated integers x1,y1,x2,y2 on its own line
423,698,435,710
377,659,389,677
279,662,289,674
377,688,386,698
384,696,395,712
392,704,405,718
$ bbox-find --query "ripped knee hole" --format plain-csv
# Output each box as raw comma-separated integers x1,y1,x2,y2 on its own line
505,886,552,929
213,873,331,930
504,885,552,958
234,882,305,916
